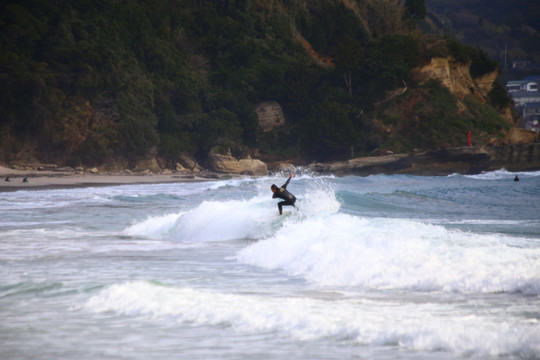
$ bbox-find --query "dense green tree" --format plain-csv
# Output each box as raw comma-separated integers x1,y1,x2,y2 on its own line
303,100,357,159
362,34,419,98
488,81,511,111
334,37,366,96
405,0,426,20
447,39,498,78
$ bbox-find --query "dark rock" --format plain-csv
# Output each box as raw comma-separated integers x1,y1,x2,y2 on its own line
306,142,540,176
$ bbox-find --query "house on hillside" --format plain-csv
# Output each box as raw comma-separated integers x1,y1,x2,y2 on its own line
506,75,540,132
506,75,540,93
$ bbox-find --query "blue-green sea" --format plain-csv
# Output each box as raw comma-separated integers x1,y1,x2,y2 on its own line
1,169,539,359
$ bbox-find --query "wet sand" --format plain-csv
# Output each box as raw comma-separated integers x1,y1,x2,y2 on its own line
0,165,224,192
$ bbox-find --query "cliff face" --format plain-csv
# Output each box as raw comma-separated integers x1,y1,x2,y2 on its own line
418,57,497,101
416,56,519,125
255,102,286,132
475,70,499,96
505,128,538,145
408,143,540,175
488,143,540,171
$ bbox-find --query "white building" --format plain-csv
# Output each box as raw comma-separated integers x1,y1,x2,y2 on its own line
506,76,540,132
506,80,538,92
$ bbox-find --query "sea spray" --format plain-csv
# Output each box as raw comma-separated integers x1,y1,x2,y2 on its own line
123,212,184,238
123,171,341,242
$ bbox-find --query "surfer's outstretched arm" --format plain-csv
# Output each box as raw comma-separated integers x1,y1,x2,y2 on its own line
281,173,294,189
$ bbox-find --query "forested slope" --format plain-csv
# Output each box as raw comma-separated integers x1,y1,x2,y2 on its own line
0,0,514,169
423,0,540,79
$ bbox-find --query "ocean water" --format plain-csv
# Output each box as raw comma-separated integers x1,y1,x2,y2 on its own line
1,169,539,360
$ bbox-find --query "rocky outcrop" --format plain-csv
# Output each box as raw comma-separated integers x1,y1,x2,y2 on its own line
133,157,161,173
475,69,499,95
177,154,204,172
402,147,492,175
418,57,496,100
488,143,540,172
207,153,268,175
505,128,538,145
307,143,540,176
308,154,411,175
255,101,285,132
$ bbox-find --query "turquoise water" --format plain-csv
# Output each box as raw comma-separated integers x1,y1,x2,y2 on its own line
1,169,539,359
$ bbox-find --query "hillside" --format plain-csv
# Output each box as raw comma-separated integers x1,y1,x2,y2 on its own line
423,0,540,80
0,0,518,171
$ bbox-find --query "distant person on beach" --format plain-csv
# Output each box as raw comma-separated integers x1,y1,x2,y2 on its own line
23,177,28,183
271,173,297,215
4,177,9,182
514,175,519,182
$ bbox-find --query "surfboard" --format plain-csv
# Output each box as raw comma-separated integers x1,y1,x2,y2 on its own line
252,211,292,223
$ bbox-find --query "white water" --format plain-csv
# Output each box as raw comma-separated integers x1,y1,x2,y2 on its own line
1,171,539,359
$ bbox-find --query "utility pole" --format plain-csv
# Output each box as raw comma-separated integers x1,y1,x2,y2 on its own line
504,44,507,69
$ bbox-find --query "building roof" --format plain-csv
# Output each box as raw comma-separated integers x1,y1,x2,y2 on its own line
523,102,540,108
507,80,527,84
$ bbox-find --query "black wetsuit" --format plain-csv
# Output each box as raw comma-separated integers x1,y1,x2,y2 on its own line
273,177,296,215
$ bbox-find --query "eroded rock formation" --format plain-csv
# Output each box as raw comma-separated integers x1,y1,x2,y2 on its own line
207,153,268,175
255,101,285,132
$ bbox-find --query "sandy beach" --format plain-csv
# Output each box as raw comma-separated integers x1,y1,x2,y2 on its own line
0,165,226,191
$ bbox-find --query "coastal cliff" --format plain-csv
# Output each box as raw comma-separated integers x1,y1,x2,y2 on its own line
3,142,539,185
419,57,498,100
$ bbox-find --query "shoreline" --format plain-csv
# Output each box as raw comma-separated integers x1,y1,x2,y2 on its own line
2,142,539,191
0,166,235,192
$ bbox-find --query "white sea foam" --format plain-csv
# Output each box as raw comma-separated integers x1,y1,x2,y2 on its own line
168,197,277,242
123,212,184,238
84,281,540,358
120,178,540,295
237,214,540,295
123,177,342,242
205,178,250,190
0,231,199,261
464,168,540,180
120,183,274,241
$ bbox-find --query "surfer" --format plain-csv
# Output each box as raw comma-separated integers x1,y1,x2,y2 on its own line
271,173,297,215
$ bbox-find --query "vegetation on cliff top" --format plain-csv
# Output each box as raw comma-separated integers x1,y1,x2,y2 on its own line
0,0,513,168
